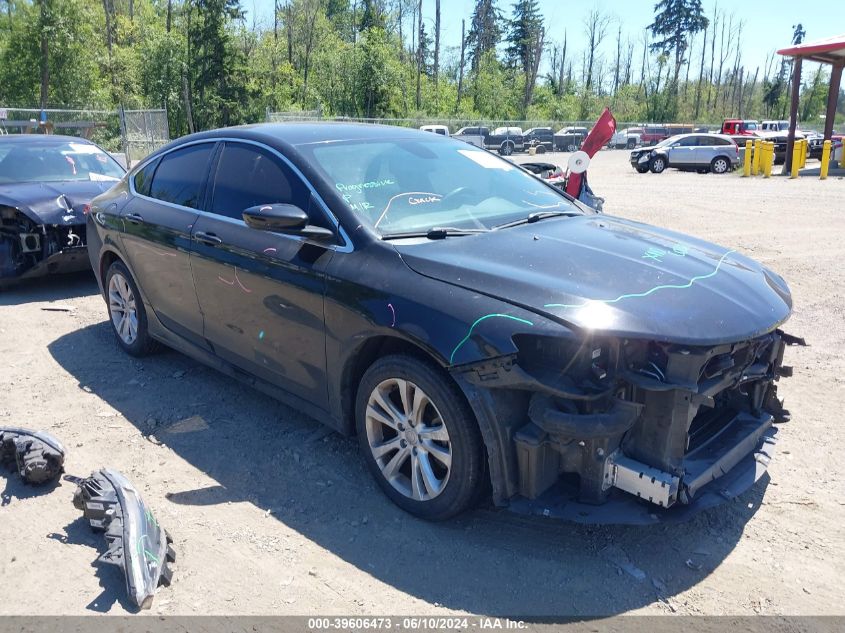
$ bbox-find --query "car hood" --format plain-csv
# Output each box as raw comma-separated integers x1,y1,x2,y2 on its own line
0,180,117,225
394,215,792,346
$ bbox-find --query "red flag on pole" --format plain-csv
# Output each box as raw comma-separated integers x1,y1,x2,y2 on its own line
565,107,616,198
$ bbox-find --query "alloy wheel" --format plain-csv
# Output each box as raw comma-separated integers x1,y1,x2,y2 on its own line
365,378,452,501
108,272,138,345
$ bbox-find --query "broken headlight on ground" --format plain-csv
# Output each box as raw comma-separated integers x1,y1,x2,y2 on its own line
463,329,804,518
68,468,175,610
0,427,66,484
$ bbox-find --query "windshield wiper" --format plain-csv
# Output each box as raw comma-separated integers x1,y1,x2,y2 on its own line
382,227,489,240
494,210,580,230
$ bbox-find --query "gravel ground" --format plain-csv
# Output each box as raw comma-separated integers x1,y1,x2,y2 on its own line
0,149,843,616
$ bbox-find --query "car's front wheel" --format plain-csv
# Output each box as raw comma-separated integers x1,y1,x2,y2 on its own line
650,156,667,173
105,260,159,357
356,355,485,520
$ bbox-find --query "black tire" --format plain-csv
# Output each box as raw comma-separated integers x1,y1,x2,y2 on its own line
635,165,649,174
499,142,514,156
566,143,577,152
355,355,486,521
649,155,667,173
104,260,159,357
535,145,546,154
626,138,637,149
711,156,730,174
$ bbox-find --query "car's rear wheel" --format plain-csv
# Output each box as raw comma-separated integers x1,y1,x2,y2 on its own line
499,142,514,156
711,156,730,174
356,355,485,520
535,145,546,154
627,138,637,149
567,143,577,152
650,156,667,173
105,260,159,357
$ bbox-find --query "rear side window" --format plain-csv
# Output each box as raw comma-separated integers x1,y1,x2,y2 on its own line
133,158,159,196
149,143,215,209
209,143,309,220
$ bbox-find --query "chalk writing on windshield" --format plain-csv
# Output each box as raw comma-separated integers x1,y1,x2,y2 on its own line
335,178,395,193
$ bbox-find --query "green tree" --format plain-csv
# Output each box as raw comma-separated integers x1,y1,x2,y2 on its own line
505,0,543,115
648,0,708,91
465,0,501,72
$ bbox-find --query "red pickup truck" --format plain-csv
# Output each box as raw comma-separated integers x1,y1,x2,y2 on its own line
721,119,759,136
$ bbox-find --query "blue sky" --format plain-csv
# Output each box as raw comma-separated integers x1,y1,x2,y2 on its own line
242,0,842,78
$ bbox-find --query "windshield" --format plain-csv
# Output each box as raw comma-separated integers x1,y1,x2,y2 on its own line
744,121,758,130
302,138,581,236
655,135,683,148
0,139,125,184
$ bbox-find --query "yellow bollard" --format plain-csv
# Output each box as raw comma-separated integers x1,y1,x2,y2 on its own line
743,141,752,177
820,140,832,180
763,142,774,178
752,138,761,176
790,141,801,178
800,139,808,168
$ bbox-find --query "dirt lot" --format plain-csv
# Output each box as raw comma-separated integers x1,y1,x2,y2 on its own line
0,150,843,616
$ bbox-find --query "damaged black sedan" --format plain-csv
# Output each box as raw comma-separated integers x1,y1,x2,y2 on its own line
0,135,125,282
87,124,799,522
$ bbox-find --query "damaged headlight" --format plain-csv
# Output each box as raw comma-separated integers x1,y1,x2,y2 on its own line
0,427,66,484
68,469,175,610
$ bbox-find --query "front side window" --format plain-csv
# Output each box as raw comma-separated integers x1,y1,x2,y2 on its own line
209,143,309,220
148,143,215,209
303,138,582,236
0,140,125,184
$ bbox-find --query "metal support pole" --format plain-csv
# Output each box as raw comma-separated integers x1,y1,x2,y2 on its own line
784,56,803,174
824,65,843,141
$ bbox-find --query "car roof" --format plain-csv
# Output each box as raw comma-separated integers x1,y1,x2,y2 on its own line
0,133,97,144
144,122,442,163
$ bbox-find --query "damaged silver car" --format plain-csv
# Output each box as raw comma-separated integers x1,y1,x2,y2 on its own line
0,135,125,282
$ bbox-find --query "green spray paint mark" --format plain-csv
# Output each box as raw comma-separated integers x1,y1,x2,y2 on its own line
450,314,534,365
545,249,736,310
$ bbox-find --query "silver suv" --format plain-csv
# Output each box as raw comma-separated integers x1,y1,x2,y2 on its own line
629,133,740,174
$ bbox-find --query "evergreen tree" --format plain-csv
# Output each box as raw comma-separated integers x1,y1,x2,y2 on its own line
648,0,708,88
505,0,543,114
465,0,502,72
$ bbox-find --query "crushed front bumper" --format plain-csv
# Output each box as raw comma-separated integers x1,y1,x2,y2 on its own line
510,423,776,524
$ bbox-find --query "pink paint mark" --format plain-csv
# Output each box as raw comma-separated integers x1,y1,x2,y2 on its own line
263,247,277,254
217,268,252,293
388,303,396,327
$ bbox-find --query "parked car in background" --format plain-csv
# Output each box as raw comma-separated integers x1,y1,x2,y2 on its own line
553,126,588,151
638,125,669,145
523,127,554,153
630,133,739,174
0,134,125,282
610,127,643,149
420,124,450,137
761,120,790,132
453,126,524,155
720,119,759,136
87,123,798,522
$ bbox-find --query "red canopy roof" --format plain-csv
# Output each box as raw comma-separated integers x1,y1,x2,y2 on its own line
778,33,845,65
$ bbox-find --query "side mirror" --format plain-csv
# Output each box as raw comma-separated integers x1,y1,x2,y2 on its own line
243,203,334,241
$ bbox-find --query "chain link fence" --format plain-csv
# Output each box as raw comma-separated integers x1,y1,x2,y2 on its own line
119,107,170,166
0,106,170,167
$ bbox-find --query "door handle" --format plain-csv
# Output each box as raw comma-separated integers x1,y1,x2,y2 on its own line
194,231,223,246
124,213,144,224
